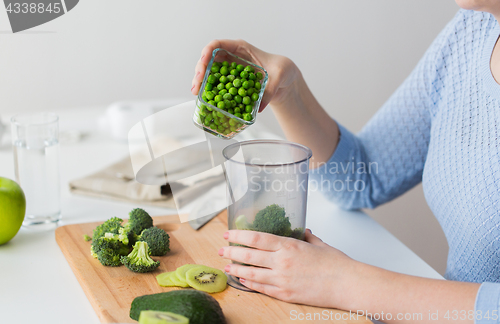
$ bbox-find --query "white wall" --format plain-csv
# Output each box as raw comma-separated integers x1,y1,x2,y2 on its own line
0,0,460,274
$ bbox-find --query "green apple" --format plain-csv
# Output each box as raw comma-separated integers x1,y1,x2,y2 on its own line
0,177,26,245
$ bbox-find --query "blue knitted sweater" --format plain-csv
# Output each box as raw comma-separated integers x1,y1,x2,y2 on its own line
311,10,500,321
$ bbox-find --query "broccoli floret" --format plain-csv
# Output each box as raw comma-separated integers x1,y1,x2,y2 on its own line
252,204,292,237
83,234,92,242
121,241,160,273
91,232,130,266
120,208,154,247
138,227,170,256
92,217,123,240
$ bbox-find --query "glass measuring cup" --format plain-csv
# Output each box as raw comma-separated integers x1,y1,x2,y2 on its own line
222,140,312,291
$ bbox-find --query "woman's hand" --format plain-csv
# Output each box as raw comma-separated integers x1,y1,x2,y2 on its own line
191,39,300,112
218,229,357,308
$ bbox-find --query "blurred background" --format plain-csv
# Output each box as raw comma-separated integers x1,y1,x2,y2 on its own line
0,0,460,274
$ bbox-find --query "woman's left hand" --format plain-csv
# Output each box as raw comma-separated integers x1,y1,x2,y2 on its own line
218,229,358,308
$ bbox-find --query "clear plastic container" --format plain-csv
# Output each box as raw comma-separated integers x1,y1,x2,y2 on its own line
193,48,268,139
222,140,312,291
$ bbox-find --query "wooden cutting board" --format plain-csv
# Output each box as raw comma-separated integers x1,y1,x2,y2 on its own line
55,211,370,324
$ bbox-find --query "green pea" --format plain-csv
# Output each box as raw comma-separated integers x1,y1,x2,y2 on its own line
214,72,222,79
217,101,226,109
202,94,208,102
219,75,228,84
238,88,247,97
229,87,238,96
222,61,229,67
236,64,244,72
214,95,223,102
233,79,242,88
244,66,253,73
251,93,259,102
211,65,220,73
238,103,245,109
213,62,221,68
199,108,207,117
224,99,231,108
230,69,238,76
245,105,253,113
228,108,234,114
248,73,256,80
225,82,232,90
223,93,233,101
255,81,261,90
234,95,242,104
220,66,229,76
243,113,252,121
242,96,251,105
210,123,217,130
234,113,243,118
204,119,211,126
229,119,237,126
227,75,235,82
219,89,228,96
205,91,215,100
240,71,249,79
214,118,221,126
217,83,225,91
208,100,216,108
205,83,213,91
217,125,224,132
242,81,250,89
230,100,237,108
208,75,217,84
212,111,218,118
247,88,255,96
230,62,237,69
230,126,237,132
234,107,242,113
212,88,219,95
256,72,263,80
222,121,230,128
247,80,254,88
224,129,231,135
217,111,224,118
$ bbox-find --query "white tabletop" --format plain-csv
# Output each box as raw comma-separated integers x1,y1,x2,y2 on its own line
0,105,442,324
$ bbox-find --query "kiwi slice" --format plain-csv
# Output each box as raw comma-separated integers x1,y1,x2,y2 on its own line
174,264,198,286
234,215,252,230
156,271,177,287
169,270,190,288
185,265,227,293
138,310,189,324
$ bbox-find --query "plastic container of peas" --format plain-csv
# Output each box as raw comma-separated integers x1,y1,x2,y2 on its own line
193,48,268,139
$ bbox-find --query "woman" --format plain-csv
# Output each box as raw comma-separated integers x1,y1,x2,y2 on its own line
191,1,499,323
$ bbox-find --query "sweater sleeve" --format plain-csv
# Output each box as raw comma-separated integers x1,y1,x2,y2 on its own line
309,11,459,210
475,282,500,324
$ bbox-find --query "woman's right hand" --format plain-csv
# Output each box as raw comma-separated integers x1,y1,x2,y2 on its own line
191,39,300,112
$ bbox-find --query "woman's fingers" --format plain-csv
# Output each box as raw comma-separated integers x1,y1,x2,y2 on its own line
239,278,280,297
225,264,275,285
305,229,325,246
225,230,284,251
191,60,207,94
219,245,272,268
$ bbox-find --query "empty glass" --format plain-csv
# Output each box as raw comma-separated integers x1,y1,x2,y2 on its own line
222,140,312,291
11,113,61,226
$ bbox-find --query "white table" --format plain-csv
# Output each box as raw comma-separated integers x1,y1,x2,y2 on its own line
0,106,442,324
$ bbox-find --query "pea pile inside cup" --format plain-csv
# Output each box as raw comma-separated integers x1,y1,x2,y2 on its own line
198,60,264,136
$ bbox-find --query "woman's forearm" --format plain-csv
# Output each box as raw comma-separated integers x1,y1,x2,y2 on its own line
270,72,339,166
341,261,480,323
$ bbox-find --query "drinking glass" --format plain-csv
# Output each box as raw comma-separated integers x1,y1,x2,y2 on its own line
11,113,61,226
222,140,312,291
